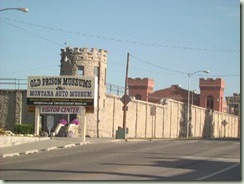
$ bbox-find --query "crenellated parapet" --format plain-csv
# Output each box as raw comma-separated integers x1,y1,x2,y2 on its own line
128,77,154,88
199,78,225,89
60,47,108,76
60,47,108,64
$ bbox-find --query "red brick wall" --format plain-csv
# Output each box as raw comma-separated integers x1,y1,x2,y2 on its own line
148,85,200,105
128,78,154,101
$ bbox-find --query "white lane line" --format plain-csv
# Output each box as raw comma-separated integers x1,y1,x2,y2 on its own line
180,155,240,163
196,163,240,180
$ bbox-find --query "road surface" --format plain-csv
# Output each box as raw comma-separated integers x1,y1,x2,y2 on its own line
0,139,241,180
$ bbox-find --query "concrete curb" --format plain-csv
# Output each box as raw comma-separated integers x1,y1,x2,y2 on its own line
75,142,90,146
0,142,81,158
24,149,39,155
60,144,76,149
0,139,116,159
43,147,58,151
1,153,20,158
111,139,152,142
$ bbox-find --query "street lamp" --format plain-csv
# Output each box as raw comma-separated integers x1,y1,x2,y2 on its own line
186,70,209,138
0,8,29,12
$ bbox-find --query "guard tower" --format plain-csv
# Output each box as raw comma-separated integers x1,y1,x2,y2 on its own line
199,78,225,112
60,47,108,137
128,78,154,101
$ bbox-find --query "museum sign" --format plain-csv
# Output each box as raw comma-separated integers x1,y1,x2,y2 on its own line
27,76,97,106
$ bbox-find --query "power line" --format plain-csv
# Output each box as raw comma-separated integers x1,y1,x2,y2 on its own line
108,60,183,76
0,18,64,47
0,16,240,53
130,54,187,75
1,18,239,79
130,54,240,78
0,17,239,78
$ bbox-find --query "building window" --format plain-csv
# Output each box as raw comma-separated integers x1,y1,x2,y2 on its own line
234,104,239,115
104,68,107,85
94,66,100,84
135,94,142,100
94,66,99,77
207,96,214,110
78,66,84,76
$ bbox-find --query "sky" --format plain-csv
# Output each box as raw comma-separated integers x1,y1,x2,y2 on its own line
0,0,241,97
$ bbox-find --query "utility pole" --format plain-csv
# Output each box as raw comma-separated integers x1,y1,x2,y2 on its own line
122,52,130,131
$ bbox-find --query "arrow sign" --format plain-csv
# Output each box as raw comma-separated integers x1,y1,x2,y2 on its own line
120,94,131,105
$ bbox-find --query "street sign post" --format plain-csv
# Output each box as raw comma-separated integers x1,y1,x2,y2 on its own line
122,106,128,111
47,115,54,135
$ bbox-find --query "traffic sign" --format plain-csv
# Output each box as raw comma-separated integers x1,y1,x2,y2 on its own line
222,120,228,127
120,94,131,105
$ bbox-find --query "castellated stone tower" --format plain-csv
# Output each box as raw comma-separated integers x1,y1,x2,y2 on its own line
60,47,108,137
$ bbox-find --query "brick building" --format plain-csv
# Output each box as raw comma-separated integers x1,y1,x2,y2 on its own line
226,93,240,116
199,78,227,112
127,78,154,101
128,77,227,113
148,84,200,106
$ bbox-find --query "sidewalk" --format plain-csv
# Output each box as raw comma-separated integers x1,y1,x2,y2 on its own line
0,137,119,158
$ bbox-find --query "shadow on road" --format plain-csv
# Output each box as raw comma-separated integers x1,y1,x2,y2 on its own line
1,157,240,181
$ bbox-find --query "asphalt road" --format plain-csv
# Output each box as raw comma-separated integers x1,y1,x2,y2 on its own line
0,139,241,181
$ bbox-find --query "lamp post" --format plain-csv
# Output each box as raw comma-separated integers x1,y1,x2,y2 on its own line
186,70,209,138
0,7,28,12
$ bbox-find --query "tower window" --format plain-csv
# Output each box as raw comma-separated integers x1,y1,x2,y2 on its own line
135,94,142,100
78,66,84,76
207,96,214,110
94,66,99,77
104,68,107,85
94,66,100,84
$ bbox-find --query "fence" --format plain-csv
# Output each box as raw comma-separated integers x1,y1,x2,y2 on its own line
0,78,27,89
0,78,125,96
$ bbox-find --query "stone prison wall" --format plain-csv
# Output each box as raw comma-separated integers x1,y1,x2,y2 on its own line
0,90,239,139
91,94,239,138
0,90,35,131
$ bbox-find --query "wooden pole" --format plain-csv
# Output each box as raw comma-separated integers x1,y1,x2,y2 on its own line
123,52,130,131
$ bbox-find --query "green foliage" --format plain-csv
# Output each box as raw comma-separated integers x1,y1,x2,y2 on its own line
14,124,33,135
